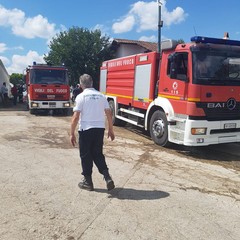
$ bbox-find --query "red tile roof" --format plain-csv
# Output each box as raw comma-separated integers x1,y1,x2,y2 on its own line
113,39,158,52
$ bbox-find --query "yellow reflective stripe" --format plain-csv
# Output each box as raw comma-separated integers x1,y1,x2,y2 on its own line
158,94,181,100
106,93,152,102
187,97,201,102
105,93,200,102
158,94,200,102
106,93,132,99
133,96,152,102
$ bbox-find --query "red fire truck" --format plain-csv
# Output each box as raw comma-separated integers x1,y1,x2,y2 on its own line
100,36,240,146
25,62,71,115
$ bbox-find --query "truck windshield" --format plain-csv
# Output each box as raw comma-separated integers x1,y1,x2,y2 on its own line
30,69,68,84
192,48,240,86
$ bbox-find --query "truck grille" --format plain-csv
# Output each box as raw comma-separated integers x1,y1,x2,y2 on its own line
196,102,240,121
37,94,65,99
210,128,240,134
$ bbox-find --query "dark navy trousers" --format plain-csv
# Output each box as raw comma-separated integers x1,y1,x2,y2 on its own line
78,128,108,176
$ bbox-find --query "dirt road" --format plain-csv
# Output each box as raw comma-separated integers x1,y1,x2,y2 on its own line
0,107,239,240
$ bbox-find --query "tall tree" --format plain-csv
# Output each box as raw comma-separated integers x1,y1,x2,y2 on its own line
177,39,185,44
10,73,24,85
44,27,114,88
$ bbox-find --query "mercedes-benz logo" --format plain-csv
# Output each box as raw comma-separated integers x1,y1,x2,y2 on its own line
226,98,237,110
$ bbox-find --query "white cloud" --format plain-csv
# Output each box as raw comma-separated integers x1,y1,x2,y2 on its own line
93,24,112,38
112,0,187,34
162,6,186,26
1,43,24,52
112,15,135,34
0,5,24,26
6,51,45,74
0,43,8,53
0,56,10,66
130,1,158,32
13,15,56,39
93,24,106,32
0,5,64,75
13,46,24,50
0,5,59,39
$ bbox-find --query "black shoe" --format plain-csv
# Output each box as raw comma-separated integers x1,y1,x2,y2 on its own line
103,170,115,191
78,176,94,191
106,178,115,191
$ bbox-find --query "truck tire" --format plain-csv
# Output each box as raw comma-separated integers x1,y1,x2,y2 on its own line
150,110,170,147
108,100,126,126
62,109,69,116
29,109,35,114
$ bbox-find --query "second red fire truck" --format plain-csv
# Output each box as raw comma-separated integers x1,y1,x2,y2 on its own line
100,36,240,146
25,62,71,115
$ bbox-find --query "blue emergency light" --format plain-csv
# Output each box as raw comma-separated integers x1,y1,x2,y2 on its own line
191,36,240,46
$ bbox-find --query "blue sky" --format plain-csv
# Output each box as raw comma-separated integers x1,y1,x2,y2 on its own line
0,0,240,74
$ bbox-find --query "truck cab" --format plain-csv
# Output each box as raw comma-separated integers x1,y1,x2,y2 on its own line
26,63,71,115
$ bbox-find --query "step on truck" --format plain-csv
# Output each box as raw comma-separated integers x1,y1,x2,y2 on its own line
100,36,240,146
25,62,71,115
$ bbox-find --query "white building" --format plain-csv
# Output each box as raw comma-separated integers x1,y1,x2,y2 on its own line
0,59,11,102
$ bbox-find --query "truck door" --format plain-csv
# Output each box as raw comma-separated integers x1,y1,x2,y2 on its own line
159,52,189,106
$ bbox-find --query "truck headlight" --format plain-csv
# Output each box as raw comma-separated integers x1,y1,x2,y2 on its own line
31,102,38,107
191,128,207,135
63,102,70,107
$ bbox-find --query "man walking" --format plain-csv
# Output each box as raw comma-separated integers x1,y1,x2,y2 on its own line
70,74,115,191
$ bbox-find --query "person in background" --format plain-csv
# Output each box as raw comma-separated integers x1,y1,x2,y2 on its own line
72,84,81,102
70,74,115,191
11,84,18,105
1,82,8,106
18,85,24,103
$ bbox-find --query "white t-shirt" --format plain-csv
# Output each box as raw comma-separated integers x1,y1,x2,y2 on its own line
73,88,110,131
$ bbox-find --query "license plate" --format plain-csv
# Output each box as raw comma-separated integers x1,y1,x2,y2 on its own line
49,102,56,107
224,123,236,129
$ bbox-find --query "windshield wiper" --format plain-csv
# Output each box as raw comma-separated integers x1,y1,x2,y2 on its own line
53,82,64,85
210,81,226,85
202,78,226,85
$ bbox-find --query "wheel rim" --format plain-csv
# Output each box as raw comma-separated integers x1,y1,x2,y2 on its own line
152,119,165,138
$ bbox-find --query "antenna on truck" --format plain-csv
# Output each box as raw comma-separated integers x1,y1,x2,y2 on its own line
158,0,163,53
193,26,198,36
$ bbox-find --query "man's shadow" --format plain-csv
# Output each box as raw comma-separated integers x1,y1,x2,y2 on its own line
95,187,170,200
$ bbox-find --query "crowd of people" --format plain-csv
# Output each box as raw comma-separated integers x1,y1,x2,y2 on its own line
0,82,24,107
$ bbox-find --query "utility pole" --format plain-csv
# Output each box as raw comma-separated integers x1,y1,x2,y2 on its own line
158,0,163,53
